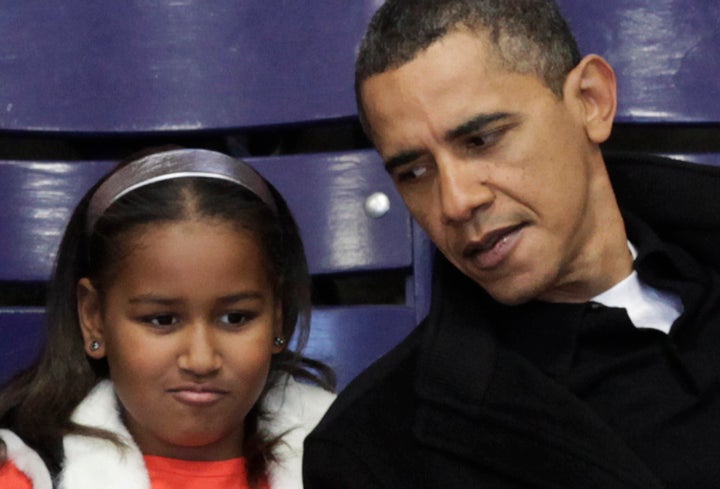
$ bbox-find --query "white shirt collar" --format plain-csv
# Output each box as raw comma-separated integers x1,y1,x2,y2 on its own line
591,242,683,334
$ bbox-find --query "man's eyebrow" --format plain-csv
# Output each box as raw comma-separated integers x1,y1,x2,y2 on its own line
384,149,424,173
445,112,513,141
383,112,515,172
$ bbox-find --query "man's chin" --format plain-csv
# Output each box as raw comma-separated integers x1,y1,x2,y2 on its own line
474,273,545,306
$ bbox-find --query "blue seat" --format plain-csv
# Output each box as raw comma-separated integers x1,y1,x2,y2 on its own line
0,152,432,388
254,151,433,387
0,1,431,389
0,1,376,132
557,0,720,123
0,160,115,282
3,0,716,393
0,309,45,384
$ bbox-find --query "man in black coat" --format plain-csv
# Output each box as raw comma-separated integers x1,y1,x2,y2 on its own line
303,0,720,487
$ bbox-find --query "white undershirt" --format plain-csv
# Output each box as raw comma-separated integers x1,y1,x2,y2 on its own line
591,242,684,334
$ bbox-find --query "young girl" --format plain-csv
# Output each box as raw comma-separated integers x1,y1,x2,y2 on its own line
0,148,336,488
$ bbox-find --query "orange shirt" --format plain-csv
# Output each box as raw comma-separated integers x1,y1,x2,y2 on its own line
0,460,33,489
0,456,268,489
145,455,268,489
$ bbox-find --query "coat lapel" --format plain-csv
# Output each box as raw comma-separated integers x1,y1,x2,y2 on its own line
413,256,665,489
59,381,151,489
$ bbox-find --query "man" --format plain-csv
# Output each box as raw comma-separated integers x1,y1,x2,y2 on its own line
303,0,720,487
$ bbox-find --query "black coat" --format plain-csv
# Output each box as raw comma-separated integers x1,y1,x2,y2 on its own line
303,154,720,488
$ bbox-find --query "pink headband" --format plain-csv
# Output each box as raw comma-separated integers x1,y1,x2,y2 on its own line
86,149,276,233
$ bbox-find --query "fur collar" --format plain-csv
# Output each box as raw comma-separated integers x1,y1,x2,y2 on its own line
59,381,149,488
0,428,53,489
3,377,334,488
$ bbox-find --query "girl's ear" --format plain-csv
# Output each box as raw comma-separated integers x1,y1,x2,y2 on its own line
77,278,107,359
564,54,617,144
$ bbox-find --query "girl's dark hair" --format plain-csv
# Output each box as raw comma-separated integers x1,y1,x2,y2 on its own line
0,148,334,486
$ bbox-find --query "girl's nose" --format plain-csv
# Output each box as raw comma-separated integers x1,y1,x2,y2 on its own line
177,322,222,376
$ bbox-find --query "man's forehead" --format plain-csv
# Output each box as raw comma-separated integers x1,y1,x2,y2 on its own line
360,31,508,114
361,29,504,91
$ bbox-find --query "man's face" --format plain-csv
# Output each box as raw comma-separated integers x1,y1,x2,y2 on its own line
361,31,605,305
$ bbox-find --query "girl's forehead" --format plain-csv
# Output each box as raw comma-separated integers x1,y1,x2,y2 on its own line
104,219,276,298
112,219,267,268
121,218,258,244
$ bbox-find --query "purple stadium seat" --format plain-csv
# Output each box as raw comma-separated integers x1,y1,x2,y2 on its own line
0,309,45,383
0,0,432,389
2,0,717,391
0,161,115,282
557,0,720,123
0,1,377,132
7,0,715,130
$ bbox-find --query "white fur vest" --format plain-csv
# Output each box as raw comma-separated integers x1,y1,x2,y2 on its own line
1,377,334,489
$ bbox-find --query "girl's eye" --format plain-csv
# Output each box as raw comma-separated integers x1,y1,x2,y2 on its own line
147,314,179,328
220,311,253,326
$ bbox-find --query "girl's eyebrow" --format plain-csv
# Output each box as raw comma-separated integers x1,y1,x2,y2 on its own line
445,111,514,141
128,295,180,305
128,292,265,305
216,292,264,305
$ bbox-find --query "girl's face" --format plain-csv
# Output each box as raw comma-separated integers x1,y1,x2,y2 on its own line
78,219,284,461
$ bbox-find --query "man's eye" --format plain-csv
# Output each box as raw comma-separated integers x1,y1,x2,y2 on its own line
396,165,428,183
466,135,487,148
464,128,507,153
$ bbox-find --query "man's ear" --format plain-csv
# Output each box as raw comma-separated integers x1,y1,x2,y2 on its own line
564,54,617,144
77,278,107,359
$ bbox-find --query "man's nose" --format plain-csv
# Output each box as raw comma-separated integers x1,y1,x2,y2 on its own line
437,159,494,224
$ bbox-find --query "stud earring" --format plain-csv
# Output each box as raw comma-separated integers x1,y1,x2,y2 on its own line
89,340,101,351
273,336,285,347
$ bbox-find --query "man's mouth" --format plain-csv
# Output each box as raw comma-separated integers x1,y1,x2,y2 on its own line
462,223,526,269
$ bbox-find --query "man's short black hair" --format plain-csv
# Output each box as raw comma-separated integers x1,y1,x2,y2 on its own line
355,0,582,135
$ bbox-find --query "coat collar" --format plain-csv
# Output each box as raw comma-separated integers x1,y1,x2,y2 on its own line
606,152,720,275
413,255,665,488
59,380,150,489
412,153,720,487
2,377,332,489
